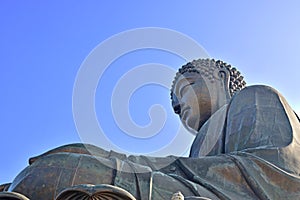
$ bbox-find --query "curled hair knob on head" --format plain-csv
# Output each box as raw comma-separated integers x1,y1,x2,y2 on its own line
170,58,246,103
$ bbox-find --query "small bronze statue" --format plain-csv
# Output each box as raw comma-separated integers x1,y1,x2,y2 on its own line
1,59,300,200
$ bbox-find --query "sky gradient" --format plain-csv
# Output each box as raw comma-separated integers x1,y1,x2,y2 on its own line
1,1,300,184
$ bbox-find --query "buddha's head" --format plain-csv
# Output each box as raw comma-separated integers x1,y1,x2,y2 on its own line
171,59,246,133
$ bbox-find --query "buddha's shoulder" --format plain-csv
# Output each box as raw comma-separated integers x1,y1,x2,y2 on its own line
228,84,288,114
232,85,282,102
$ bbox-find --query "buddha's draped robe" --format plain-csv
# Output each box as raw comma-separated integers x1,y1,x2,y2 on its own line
8,86,300,200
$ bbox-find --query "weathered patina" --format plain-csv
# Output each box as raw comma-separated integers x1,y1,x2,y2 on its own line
1,59,300,200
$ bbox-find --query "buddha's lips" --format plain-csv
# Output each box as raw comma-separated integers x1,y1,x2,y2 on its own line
180,106,190,121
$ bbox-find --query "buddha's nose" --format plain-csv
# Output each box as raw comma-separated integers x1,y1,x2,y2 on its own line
172,101,183,115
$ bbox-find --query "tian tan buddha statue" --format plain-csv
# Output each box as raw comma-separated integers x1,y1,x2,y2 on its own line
1,59,300,200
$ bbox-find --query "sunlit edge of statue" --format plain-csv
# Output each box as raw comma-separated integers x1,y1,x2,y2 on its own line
1,58,300,200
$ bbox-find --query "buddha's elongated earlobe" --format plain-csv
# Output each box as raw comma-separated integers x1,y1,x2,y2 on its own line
218,68,231,100
215,60,246,97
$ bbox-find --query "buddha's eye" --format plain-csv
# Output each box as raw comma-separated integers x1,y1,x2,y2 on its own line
180,82,195,97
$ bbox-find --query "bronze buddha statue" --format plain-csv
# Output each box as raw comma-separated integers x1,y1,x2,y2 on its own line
1,59,300,200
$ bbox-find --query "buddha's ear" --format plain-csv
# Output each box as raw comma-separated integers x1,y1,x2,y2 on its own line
218,68,231,98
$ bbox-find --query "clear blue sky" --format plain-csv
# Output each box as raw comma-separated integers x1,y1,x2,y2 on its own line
1,1,300,184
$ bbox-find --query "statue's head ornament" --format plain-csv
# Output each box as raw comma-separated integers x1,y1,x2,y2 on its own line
170,58,246,102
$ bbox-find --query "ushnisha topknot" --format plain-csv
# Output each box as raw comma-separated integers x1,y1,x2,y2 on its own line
170,58,246,101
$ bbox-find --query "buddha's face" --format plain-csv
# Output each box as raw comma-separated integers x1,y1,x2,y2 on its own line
172,72,213,133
